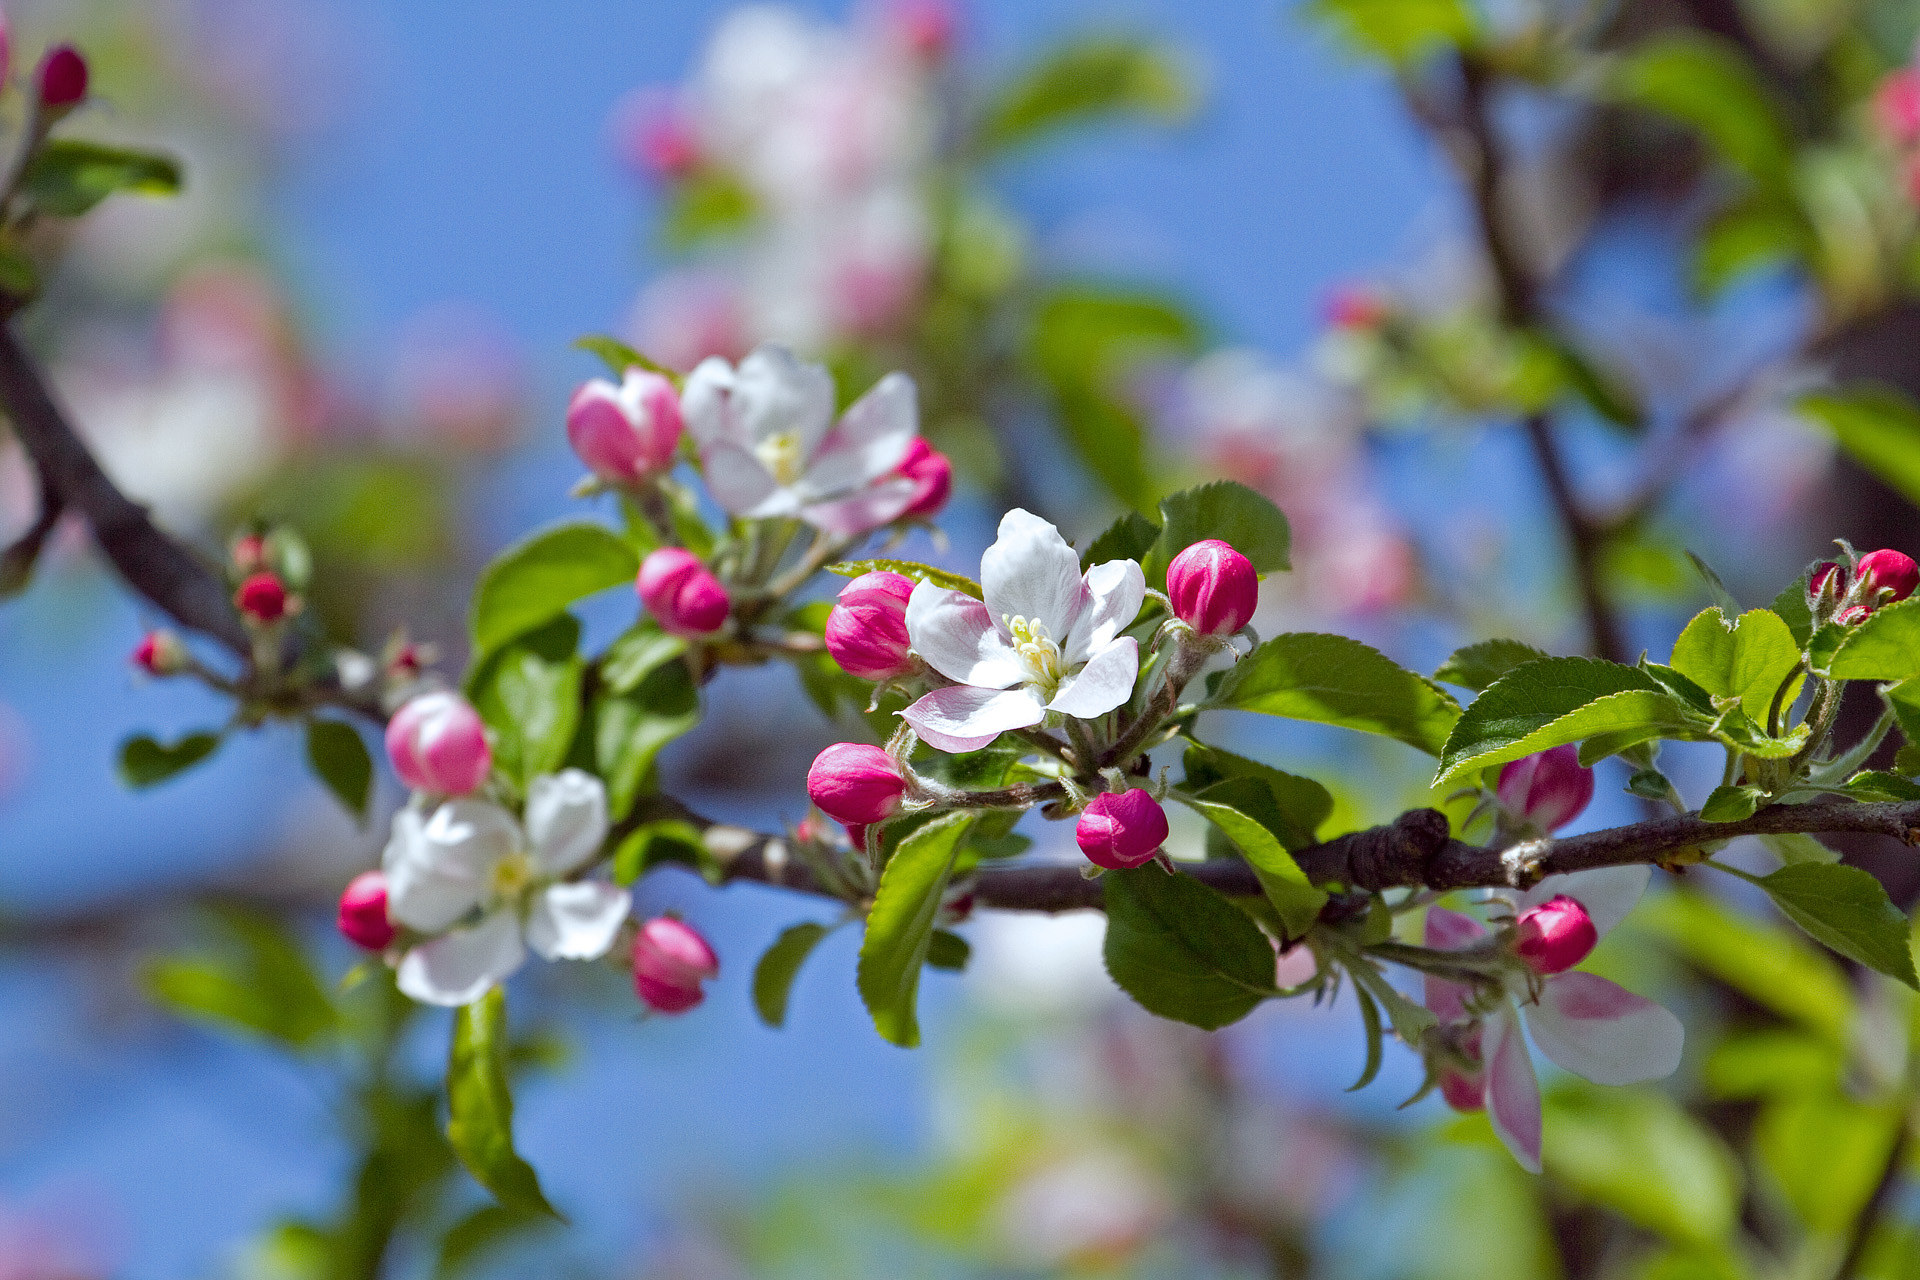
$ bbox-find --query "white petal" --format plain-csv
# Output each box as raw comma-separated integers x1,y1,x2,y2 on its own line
799,475,916,537
1065,559,1146,659
700,441,782,517
1047,637,1138,719
526,881,631,960
1482,1002,1542,1174
384,800,517,932
733,344,834,453
1525,972,1684,1086
1518,865,1649,940
680,356,742,449
396,911,527,1007
980,509,1088,639
905,582,1025,688
525,769,609,876
798,372,917,497
902,684,1047,753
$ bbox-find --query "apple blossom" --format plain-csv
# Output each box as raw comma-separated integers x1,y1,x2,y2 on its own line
337,871,395,951
632,916,720,1013
35,45,85,111
234,571,289,623
824,570,915,679
566,368,682,484
1075,789,1169,870
1166,539,1258,637
901,509,1145,752
806,742,907,824
680,345,922,536
895,436,952,520
384,770,628,1006
1874,69,1920,146
637,548,731,637
385,690,492,796
1496,745,1593,835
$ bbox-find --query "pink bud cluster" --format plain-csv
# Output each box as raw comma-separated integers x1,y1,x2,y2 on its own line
566,369,683,485
637,548,730,637
1166,539,1258,637
1813,549,1919,626
633,916,719,1013
385,691,492,795
1496,745,1593,835
1075,789,1169,870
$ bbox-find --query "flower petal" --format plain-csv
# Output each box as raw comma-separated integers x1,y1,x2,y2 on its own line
1047,637,1138,719
733,344,835,453
700,441,782,518
799,371,917,497
383,800,517,932
396,910,527,1007
905,581,1024,688
981,509,1088,639
526,881,631,960
1518,865,1649,940
902,684,1046,753
800,475,916,537
525,769,610,875
1422,907,1488,1022
1525,972,1684,1086
1065,558,1146,659
1482,1002,1542,1174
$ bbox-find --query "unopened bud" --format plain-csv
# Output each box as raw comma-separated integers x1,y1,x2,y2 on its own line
637,548,730,637
1496,745,1593,834
1167,539,1258,637
132,629,187,676
896,437,952,520
1075,788,1169,870
1513,894,1598,975
337,871,395,950
1809,560,1845,604
566,369,682,484
806,743,907,825
824,570,915,679
35,44,85,111
1875,69,1920,146
231,532,268,573
385,691,492,795
632,916,719,1013
234,571,290,623
1856,548,1918,608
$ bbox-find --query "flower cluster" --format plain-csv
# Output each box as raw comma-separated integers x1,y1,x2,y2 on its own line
1808,546,1919,627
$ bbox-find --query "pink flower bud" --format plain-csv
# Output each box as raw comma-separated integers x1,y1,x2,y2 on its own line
1324,286,1389,331
337,871,395,950
1840,604,1874,626
1075,789,1169,870
1496,745,1594,833
385,691,492,795
842,821,870,849
1809,560,1845,602
896,438,952,520
885,0,956,60
1167,539,1258,636
231,532,267,573
35,44,85,110
632,916,719,1014
1856,548,1918,607
1875,69,1920,146
132,629,186,676
1513,894,1598,975
1439,1066,1484,1112
637,548,730,637
234,571,289,623
806,743,907,825
566,370,682,484
824,570,915,679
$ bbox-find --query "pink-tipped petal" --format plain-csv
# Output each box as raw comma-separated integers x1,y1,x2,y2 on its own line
1482,1004,1543,1174
1524,972,1684,1086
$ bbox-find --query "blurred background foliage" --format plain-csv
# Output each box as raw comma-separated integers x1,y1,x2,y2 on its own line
7,0,1920,1277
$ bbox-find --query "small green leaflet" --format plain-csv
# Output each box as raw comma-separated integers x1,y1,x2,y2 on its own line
1101,867,1277,1030
1140,481,1291,589
119,731,221,788
143,907,338,1049
1608,32,1794,192
1745,863,1919,990
1824,598,1920,682
1433,639,1551,692
305,718,373,823
572,334,681,385
468,522,639,665
471,619,584,787
1669,607,1802,726
1212,633,1461,756
1181,742,1334,838
594,659,699,821
753,922,834,1028
1172,779,1327,939
826,559,982,599
24,139,182,216
1699,784,1765,823
600,624,687,695
446,988,563,1219
976,36,1195,152
856,814,973,1047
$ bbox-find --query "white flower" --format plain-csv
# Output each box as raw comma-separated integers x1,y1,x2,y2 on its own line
1425,866,1683,1172
901,509,1146,752
383,770,629,1006
681,344,919,536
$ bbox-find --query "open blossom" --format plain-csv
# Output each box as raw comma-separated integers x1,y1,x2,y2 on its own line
383,770,628,1006
1424,866,1683,1172
902,510,1145,752
681,344,921,536
566,368,682,484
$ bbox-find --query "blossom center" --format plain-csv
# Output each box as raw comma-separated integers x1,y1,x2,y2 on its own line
756,430,807,486
1004,614,1065,690
490,851,535,900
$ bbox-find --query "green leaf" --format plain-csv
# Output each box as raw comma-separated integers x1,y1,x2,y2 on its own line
23,139,182,216
433,1203,558,1280
471,619,584,787
1175,779,1328,938
1757,832,1838,866
1344,956,1438,1045
1541,1083,1743,1247
1101,866,1276,1030
1349,985,1384,1090
1140,481,1291,589
926,930,971,971
1754,1095,1902,1235
1825,597,1920,682
857,814,973,1047
1670,607,1803,725
1180,742,1334,840
1436,657,1704,784
1754,863,1918,989
1081,510,1161,569
825,558,981,598
1633,890,1853,1043
1702,1029,1842,1099
118,731,221,788
572,334,678,383
977,36,1195,152
305,718,373,823
143,907,337,1048
1771,570,1814,648
1610,33,1795,192
1433,639,1552,692
446,988,562,1219
1684,550,1743,617
1699,784,1765,822
1695,197,1810,294
752,922,833,1028
1799,386,1920,512
1213,633,1461,756
601,623,687,695
610,819,708,885
1309,0,1477,65
593,658,699,821
469,522,639,665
